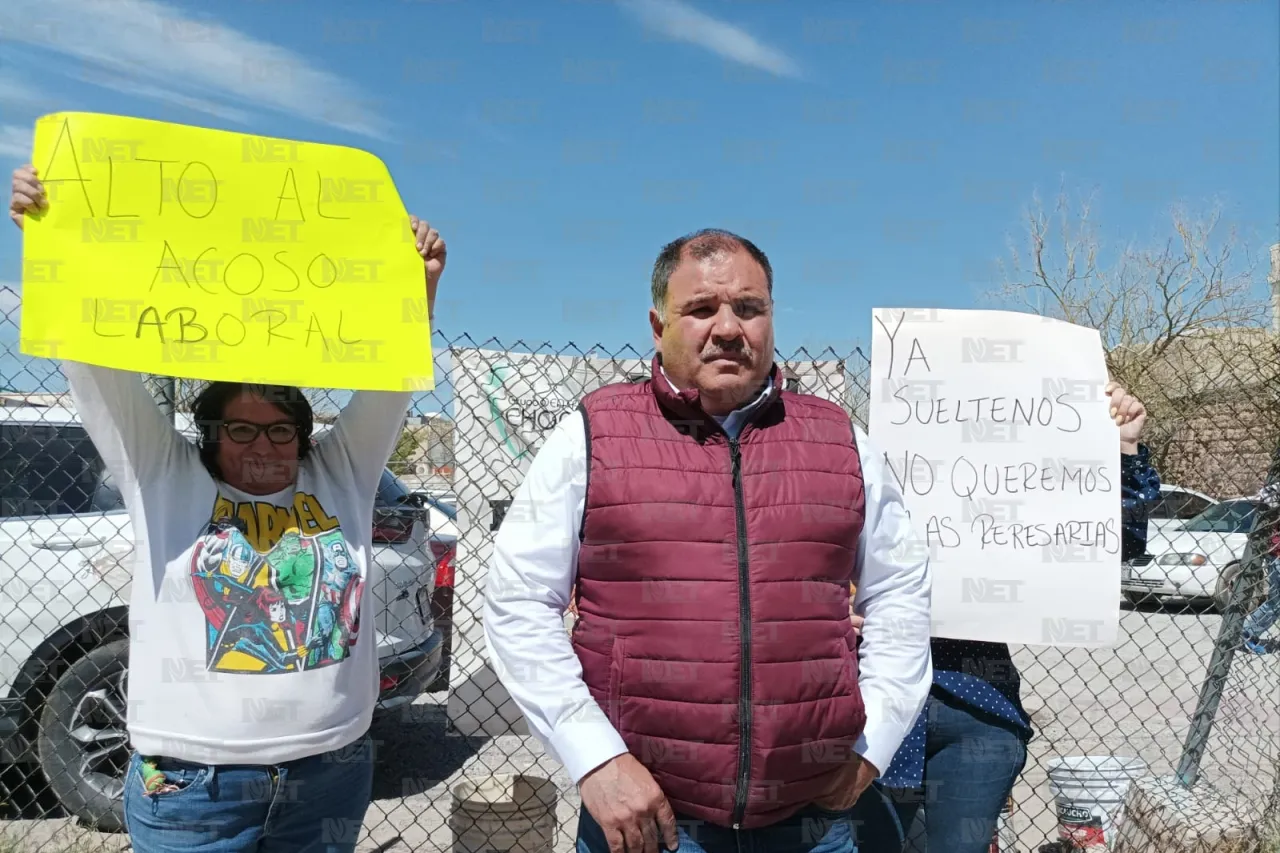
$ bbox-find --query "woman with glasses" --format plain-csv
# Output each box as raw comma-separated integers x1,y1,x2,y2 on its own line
10,164,446,852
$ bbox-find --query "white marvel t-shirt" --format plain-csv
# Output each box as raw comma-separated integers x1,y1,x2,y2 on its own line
64,361,411,765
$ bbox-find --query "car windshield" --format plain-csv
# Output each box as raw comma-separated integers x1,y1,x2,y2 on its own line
1181,501,1258,534
376,469,413,507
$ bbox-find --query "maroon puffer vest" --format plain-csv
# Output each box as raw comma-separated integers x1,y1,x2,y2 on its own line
572,359,867,829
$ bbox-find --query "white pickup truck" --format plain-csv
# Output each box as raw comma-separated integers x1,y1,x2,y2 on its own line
0,404,442,831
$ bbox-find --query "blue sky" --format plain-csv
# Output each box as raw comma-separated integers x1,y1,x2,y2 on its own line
1,0,1277,409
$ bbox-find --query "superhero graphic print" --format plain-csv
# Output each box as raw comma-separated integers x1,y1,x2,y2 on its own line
190,492,365,674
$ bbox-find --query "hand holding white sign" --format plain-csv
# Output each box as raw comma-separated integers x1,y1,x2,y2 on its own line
1109,381,1147,455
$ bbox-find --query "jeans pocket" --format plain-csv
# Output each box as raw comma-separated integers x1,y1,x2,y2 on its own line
139,757,210,799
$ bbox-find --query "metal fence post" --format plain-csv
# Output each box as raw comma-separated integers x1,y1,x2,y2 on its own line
1174,442,1280,788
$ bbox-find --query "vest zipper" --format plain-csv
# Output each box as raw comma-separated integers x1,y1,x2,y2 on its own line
728,437,752,827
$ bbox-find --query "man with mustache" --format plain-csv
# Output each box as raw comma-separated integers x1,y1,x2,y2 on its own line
484,229,932,853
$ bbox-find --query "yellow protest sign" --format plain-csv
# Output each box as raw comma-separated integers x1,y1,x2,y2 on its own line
19,112,434,392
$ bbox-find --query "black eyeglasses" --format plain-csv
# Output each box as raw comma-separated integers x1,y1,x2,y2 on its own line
221,420,299,445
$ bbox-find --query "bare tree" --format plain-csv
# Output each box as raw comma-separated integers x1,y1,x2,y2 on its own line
993,187,1266,356
990,186,1277,495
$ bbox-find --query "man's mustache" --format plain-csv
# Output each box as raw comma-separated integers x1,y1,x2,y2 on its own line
703,347,751,362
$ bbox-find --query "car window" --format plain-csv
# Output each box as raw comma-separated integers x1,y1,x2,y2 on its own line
1181,501,1257,534
0,422,106,516
1150,490,1217,522
1148,496,1174,520
1150,493,1186,520
376,469,413,507
90,468,126,512
1176,494,1215,520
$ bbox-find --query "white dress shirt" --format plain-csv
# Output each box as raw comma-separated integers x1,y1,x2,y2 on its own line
483,373,933,786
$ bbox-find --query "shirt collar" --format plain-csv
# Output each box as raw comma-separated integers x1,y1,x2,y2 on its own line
658,366,774,425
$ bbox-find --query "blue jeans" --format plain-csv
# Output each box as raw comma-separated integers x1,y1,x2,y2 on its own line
850,694,1028,853
577,803,858,853
1244,556,1280,638
123,734,375,852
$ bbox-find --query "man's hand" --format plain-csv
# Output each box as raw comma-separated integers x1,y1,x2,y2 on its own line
579,754,679,853
9,164,46,230
812,753,879,812
849,591,864,637
1107,381,1147,455
409,215,446,321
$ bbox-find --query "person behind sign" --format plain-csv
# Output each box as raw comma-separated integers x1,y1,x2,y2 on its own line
1242,482,1280,655
849,383,1161,853
10,164,447,853
483,228,933,853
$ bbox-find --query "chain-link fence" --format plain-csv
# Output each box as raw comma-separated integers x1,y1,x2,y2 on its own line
1,316,1278,851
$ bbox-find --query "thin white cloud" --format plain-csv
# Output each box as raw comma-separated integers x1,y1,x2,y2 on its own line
0,72,50,110
74,71,253,126
0,126,31,160
618,0,802,79
4,0,391,140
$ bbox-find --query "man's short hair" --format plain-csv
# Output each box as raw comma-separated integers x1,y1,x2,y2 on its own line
650,228,773,318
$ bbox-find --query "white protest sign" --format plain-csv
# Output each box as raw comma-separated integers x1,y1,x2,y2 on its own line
868,308,1120,647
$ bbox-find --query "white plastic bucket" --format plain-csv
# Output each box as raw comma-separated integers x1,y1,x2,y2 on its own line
450,774,558,853
1047,755,1147,850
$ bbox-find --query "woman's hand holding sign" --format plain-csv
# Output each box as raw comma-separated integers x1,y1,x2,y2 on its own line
9,164,45,230
410,215,446,324
1106,381,1147,454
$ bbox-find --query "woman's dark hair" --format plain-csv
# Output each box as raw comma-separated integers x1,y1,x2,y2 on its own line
191,381,314,480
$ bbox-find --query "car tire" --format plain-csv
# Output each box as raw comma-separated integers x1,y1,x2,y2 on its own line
1213,562,1267,615
1123,591,1148,608
37,638,130,833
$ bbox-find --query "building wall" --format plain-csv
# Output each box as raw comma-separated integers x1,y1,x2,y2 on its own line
1160,398,1279,498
